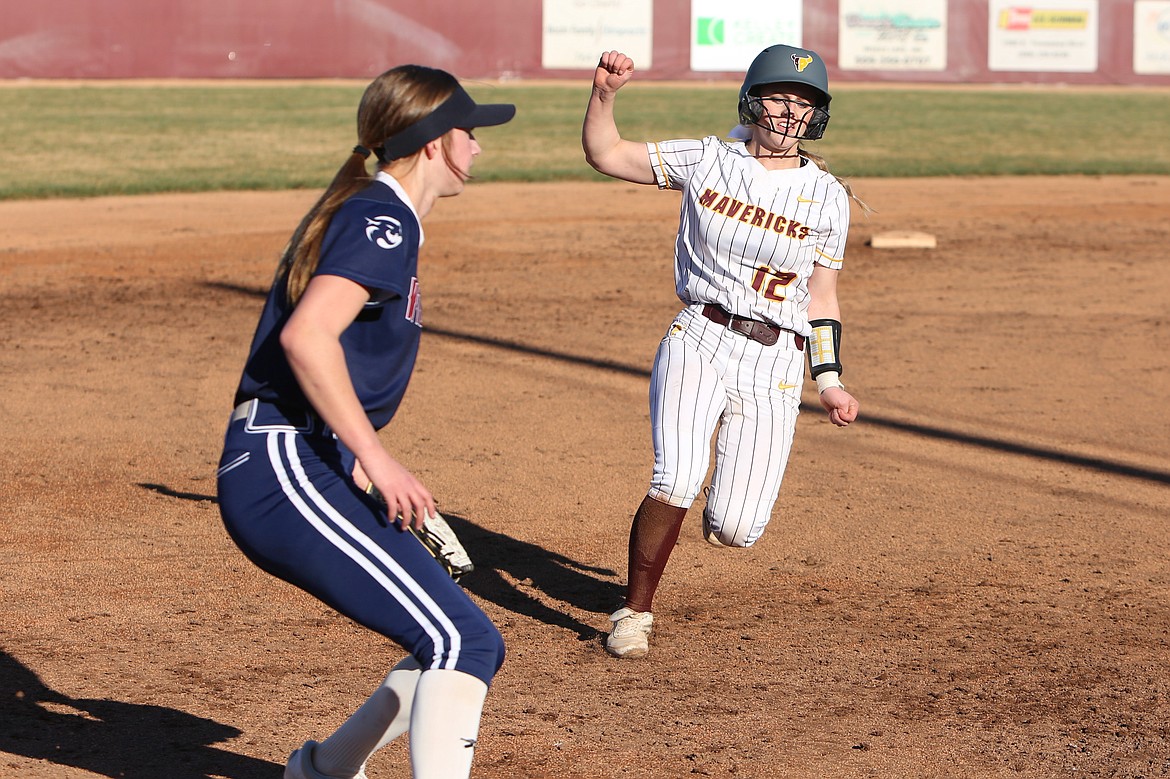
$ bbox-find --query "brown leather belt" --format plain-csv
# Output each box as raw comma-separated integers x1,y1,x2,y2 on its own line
701,304,805,350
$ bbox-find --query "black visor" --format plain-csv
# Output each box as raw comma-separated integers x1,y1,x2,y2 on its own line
375,86,515,162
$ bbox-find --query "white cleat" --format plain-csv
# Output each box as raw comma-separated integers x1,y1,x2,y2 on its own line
285,740,368,779
702,513,727,547
605,607,654,658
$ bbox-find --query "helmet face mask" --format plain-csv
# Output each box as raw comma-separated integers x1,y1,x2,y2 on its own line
737,45,832,141
740,94,830,142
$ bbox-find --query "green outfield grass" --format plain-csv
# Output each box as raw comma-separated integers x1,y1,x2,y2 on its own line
1,81,1168,199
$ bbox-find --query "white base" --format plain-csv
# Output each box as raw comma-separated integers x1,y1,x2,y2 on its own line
869,230,937,249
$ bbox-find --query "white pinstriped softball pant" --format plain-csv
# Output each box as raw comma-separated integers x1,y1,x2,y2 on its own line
646,304,804,547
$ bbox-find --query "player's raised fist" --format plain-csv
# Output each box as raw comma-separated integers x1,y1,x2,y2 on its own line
594,51,635,93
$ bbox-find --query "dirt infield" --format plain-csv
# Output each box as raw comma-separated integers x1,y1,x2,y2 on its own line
2,177,1169,779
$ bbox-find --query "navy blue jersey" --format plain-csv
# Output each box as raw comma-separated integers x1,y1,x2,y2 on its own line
234,173,424,430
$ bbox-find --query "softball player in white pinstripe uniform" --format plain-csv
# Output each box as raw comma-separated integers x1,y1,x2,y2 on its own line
217,65,514,778
583,47,863,658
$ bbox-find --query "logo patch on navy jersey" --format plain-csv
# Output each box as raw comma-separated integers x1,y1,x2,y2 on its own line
364,215,404,250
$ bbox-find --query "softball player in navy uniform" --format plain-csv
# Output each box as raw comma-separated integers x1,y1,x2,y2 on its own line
583,47,864,658
216,65,514,778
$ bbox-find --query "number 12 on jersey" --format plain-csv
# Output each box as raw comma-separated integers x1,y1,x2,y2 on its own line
751,266,798,302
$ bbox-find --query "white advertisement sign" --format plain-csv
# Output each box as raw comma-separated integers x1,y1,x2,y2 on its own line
542,0,653,70
839,0,947,71
1135,0,1170,74
690,0,803,72
988,0,1099,72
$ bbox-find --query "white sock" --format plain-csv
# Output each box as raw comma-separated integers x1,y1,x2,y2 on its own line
409,669,489,779
313,655,422,777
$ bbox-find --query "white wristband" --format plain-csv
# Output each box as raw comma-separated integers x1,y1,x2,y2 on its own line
815,371,844,394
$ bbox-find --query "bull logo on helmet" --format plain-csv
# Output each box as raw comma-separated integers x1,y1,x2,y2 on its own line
791,54,814,72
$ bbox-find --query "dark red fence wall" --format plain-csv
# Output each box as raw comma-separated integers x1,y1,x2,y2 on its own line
1,0,1166,85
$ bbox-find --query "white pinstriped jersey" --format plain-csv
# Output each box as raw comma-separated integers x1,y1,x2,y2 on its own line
647,136,850,337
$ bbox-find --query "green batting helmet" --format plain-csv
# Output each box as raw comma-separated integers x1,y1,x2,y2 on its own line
737,44,832,140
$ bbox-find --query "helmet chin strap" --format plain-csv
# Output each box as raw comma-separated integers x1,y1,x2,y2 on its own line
749,146,803,163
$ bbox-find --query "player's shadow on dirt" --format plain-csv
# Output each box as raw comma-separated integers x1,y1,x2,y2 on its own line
203,282,1170,487
133,474,619,639
139,482,217,502
132,482,620,641
0,650,278,779
443,513,623,641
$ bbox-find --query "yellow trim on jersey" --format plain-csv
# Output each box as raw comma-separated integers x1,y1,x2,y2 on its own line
814,247,842,262
650,142,669,188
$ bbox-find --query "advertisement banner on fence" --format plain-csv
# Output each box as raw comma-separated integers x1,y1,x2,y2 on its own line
838,0,947,71
988,0,1099,72
542,0,653,70
1134,0,1170,74
690,0,803,72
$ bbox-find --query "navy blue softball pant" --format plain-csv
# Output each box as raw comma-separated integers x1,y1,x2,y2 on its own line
216,401,504,686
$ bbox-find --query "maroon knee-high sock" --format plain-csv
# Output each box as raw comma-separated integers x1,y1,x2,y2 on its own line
624,496,688,613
